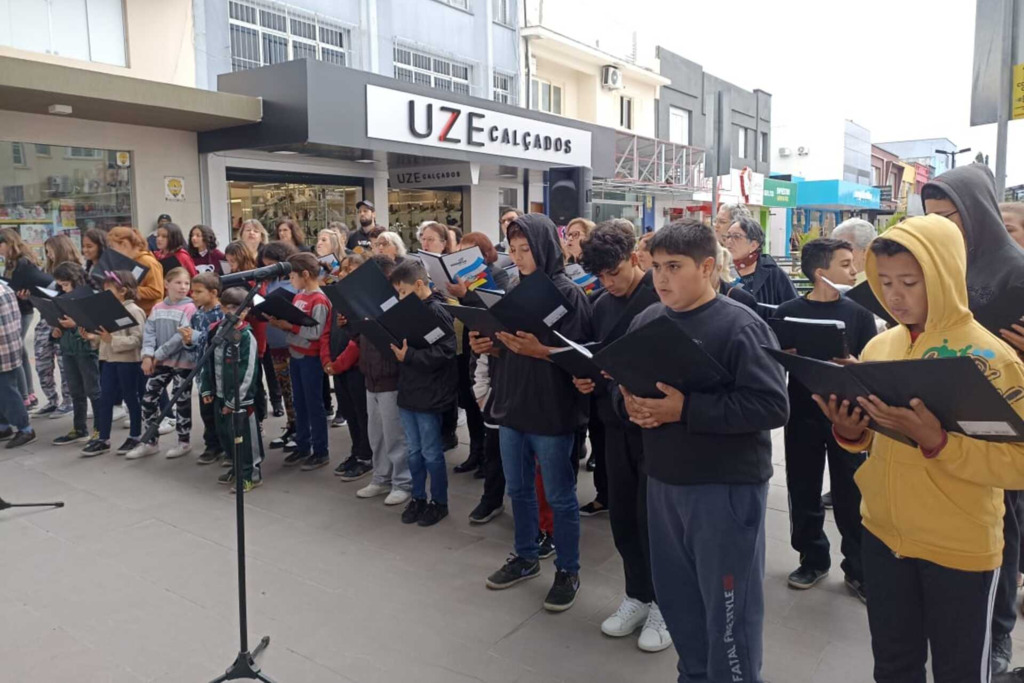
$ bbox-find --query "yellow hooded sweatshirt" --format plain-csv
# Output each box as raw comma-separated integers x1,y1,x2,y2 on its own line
842,214,1024,572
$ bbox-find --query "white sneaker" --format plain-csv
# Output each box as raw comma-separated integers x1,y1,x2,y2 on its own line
166,442,192,459
637,603,673,653
125,441,160,460
457,408,467,427
357,483,389,499
601,597,650,637
384,489,411,506
158,418,174,435
111,406,127,423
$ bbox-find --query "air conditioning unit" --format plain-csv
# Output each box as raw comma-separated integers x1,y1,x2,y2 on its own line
797,146,810,156
601,65,623,90
778,147,792,157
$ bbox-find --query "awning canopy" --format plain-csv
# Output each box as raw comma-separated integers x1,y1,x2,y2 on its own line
0,56,263,132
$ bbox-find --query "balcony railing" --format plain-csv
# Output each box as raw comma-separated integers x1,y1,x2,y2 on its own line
605,132,707,191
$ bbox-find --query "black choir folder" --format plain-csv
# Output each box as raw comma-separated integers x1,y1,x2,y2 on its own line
765,348,1024,443
44,290,139,334
441,272,573,345
974,283,1024,336
3,262,54,292
548,334,605,383
253,289,317,327
90,248,150,287
768,317,849,360
846,281,897,326
322,259,398,322
594,316,732,399
355,294,450,353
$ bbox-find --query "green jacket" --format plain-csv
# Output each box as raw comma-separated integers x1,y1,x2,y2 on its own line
58,326,98,357
199,321,257,410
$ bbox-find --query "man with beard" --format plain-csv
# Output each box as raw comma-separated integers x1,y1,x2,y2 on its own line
348,201,383,254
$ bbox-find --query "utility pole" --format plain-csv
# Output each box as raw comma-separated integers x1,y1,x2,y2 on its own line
995,0,1014,193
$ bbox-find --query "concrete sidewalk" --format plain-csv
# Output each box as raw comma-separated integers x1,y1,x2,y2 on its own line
0,405,936,682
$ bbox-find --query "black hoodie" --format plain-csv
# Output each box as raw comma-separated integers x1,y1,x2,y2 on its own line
396,291,458,413
922,163,1024,310
489,214,593,435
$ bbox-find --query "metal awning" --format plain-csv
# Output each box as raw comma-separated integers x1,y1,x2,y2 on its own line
0,56,263,132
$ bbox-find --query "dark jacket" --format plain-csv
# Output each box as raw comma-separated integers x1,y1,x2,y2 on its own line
358,334,399,393
396,291,458,413
921,163,1024,311
488,213,593,435
739,253,798,314
612,296,789,486
719,280,759,312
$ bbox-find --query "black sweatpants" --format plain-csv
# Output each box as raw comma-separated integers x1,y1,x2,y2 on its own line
334,368,371,461
198,394,222,454
605,425,654,603
456,349,485,456
862,531,998,683
993,490,1023,641
262,348,281,407
784,414,865,582
214,400,264,482
479,426,506,510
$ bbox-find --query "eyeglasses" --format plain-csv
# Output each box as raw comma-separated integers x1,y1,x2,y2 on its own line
723,232,748,242
566,232,584,241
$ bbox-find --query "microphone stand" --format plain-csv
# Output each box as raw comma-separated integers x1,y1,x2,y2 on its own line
140,280,275,682
0,497,64,512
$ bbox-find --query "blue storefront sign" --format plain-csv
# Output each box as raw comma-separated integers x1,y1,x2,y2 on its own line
795,180,880,209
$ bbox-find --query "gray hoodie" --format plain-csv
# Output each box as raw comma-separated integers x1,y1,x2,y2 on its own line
922,163,1024,310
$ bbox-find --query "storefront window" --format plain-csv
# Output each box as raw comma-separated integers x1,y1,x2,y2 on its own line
387,189,463,250
0,140,133,261
592,191,642,234
229,181,362,246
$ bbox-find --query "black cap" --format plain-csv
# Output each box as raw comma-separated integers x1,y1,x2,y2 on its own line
157,213,172,222
356,200,375,211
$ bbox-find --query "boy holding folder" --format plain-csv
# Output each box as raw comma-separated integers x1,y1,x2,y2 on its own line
773,238,877,598
814,215,1024,682
612,219,789,683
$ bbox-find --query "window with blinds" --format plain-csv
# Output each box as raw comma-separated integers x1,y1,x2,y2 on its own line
393,45,473,95
228,0,352,72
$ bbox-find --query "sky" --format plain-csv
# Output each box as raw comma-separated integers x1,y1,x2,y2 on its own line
533,0,1023,186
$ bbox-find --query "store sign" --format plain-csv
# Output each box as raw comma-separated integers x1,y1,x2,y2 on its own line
763,179,797,208
390,163,479,189
366,84,592,167
164,176,185,202
874,185,894,202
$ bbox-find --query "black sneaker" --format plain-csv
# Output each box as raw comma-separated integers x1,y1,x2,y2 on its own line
0,427,14,441
486,555,540,590
272,402,284,418
443,432,459,452
282,440,298,453
993,633,1013,675
333,454,358,477
53,429,90,446
5,430,37,449
468,501,504,525
80,439,110,457
537,531,556,560
844,576,867,604
822,491,833,509
579,500,608,517
301,453,329,471
401,498,427,524
197,449,222,466
220,455,234,468
543,570,580,612
338,459,373,482
218,470,235,486
417,501,449,527
116,437,140,455
32,404,57,417
269,429,294,450
585,456,596,472
283,450,310,467
788,566,829,590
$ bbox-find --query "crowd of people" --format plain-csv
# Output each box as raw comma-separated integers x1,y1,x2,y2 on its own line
0,165,1023,682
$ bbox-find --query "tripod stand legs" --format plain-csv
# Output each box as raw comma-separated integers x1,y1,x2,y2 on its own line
0,496,64,511
208,636,276,682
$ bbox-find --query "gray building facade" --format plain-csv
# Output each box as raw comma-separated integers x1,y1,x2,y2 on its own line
194,0,520,104
654,47,771,176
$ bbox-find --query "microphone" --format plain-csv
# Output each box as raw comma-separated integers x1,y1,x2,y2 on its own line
220,262,293,289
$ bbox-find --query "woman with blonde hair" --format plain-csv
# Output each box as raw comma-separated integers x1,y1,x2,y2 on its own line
563,217,596,264
239,218,269,264
315,227,347,284
0,228,45,404
106,227,164,315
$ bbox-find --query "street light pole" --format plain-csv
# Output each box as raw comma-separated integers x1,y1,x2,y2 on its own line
935,147,973,170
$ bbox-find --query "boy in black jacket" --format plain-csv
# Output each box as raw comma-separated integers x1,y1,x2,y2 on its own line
388,259,458,527
572,219,671,652
470,213,593,613
773,238,876,599
612,219,788,683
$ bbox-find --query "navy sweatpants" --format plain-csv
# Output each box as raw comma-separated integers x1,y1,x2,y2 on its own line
648,478,768,683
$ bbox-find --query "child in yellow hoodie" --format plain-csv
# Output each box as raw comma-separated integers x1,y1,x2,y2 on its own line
813,214,1024,683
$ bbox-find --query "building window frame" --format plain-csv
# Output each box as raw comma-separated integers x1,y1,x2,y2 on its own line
433,0,472,12
492,70,517,105
228,0,353,73
492,0,514,26
619,95,634,131
668,106,690,146
759,131,769,163
11,143,27,168
393,43,474,96
529,78,562,115
736,126,748,159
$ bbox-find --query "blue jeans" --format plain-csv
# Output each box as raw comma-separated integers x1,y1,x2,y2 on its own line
0,368,30,432
499,427,579,573
96,361,144,440
290,355,328,456
399,409,447,505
